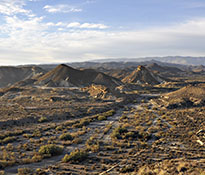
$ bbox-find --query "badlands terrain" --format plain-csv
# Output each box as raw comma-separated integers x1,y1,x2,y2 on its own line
0,61,204,175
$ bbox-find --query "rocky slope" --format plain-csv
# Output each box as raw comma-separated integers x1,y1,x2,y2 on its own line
122,65,165,85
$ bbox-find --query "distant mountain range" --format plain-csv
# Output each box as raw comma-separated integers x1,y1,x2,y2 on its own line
91,56,205,66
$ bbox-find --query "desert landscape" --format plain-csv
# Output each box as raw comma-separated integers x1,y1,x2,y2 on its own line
0,60,204,175
0,0,205,174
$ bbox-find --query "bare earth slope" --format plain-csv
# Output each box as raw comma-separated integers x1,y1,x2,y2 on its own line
165,84,205,99
156,84,205,108
36,64,122,88
0,66,45,87
122,65,165,85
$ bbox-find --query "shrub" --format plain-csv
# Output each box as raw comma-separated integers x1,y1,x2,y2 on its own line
86,141,100,152
124,131,138,139
55,126,64,131
120,165,134,173
104,109,116,117
72,138,83,144
119,115,127,121
32,130,41,137
38,116,48,123
59,133,73,141
38,144,63,157
18,168,33,175
96,109,116,121
2,136,16,144
23,134,32,139
103,124,112,134
0,130,24,140
111,126,127,139
72,119,90,128
86,136,100,152
62,149,88,163
31,154,43,162
98,115,107,121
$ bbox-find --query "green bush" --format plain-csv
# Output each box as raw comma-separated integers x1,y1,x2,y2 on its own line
98,115,107,121
119,115,127,121
32,130,41,137
38,116,48,123
111,126,128,139
38,144,63,157
72,138,83,144
0,130,24,140
86,136,100,152
59,133,73,141
2,136,16,144
72,119,90,128
18,168,33,175
55,126,64,131
62,149,88,163
31,154,43,162
124,131,139,139
104,109,116,117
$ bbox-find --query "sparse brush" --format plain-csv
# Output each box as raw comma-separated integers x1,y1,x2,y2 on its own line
38,116,48,123
38,144,63,157
18,168,33,175
111,126,128,139
59,133,73,141
62,149,88,163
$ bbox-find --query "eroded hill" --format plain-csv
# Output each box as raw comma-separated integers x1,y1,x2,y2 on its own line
35,64,122,89
122,65,165,85
0,66,45,87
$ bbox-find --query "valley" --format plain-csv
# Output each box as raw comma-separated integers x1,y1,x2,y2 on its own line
0,61,204,175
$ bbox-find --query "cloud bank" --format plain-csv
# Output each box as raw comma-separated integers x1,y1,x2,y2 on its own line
0,0,205,65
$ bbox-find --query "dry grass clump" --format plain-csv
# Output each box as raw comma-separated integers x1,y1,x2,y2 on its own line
62,149,88,163
18,168,33,175
38,144,63,157
86,136,100,152
59,133,73,141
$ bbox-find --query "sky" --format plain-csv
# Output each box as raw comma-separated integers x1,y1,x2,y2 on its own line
0,0,205,65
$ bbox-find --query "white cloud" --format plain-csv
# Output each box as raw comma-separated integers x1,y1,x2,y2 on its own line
1,16,205,65
67,22,108,29
80,23,108,29
43,4,82,13
46,21,108,29
0,0,32,16
67,22,81,28
46,22,55,26
85,0,97,4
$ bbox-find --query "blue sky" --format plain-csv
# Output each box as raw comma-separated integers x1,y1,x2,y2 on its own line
0,0,205,65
